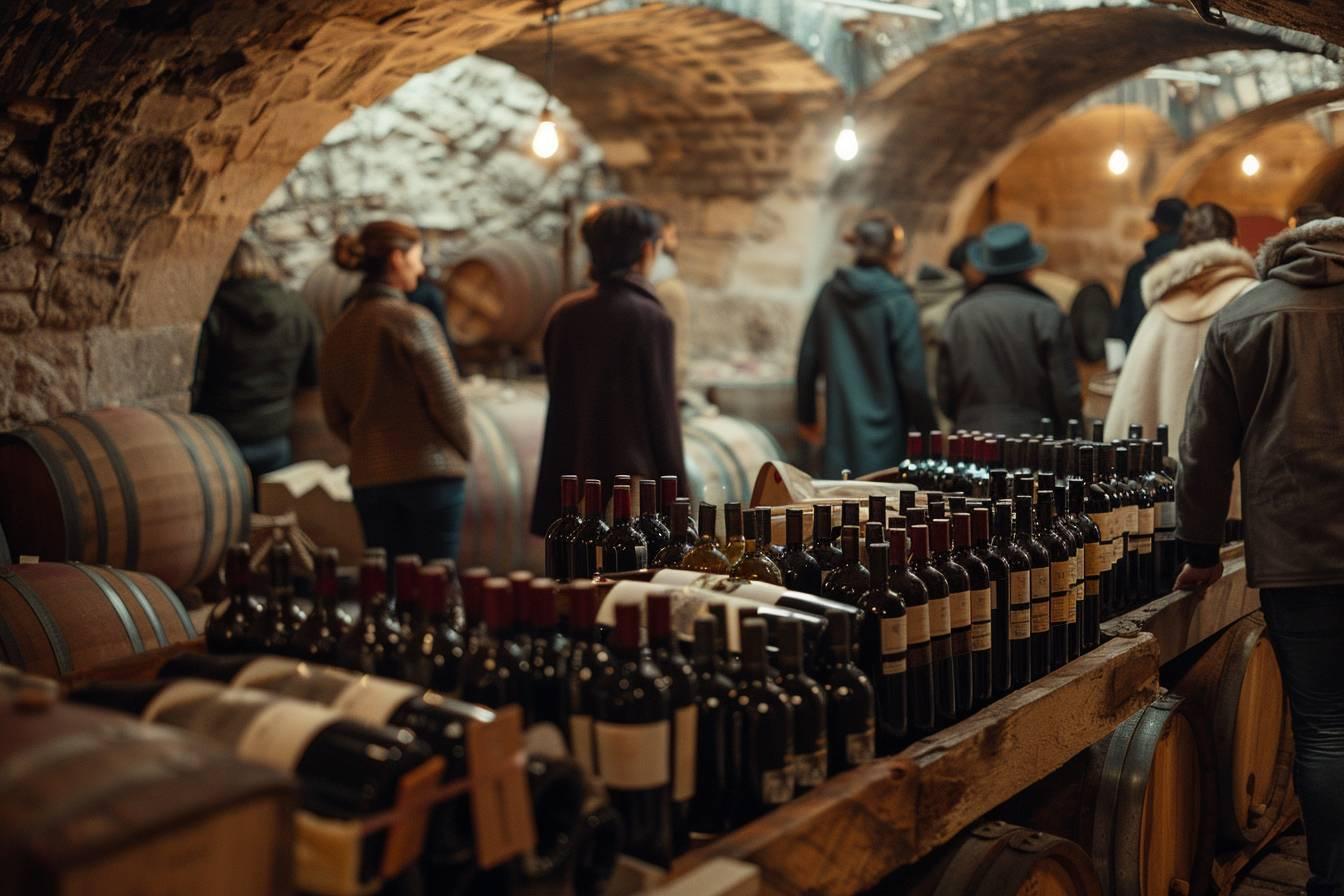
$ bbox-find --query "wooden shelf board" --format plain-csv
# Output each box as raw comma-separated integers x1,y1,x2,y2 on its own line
671,632,1160,895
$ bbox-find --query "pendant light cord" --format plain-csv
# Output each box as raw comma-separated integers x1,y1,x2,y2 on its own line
542,1,561,113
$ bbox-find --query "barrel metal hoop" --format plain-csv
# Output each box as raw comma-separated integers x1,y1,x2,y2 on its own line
1216,615,1287,841
140,572,196,638
179,413,236,562
69,561,145,655
99,565,166,648
148,411,213,586
1114,697,1182,896
41,421,109,564
687,423,751,503
194,413,252,532
0,580,24,667
3,428,84,562
0,568,71,676
72,413,140,571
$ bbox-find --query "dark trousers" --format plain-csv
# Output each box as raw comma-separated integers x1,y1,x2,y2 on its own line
1261,586,1344,896
238,435,293,510
353,477,467,594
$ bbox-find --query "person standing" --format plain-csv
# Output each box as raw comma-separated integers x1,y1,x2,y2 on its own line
1175,214,1344,896
321,220,472,562
1111,197,1189,346
529,199,687,534
937,222,1081,436
192,238,319,498
795,212,935,479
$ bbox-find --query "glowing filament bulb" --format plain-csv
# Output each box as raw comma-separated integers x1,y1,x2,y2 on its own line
835,115,859,162
1108,146,1130,176
1241,153,1261,177
532,111,559,159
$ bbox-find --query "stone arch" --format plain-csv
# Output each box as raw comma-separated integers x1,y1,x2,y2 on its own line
1290,146,1344,214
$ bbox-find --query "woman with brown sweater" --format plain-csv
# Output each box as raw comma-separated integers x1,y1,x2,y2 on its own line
320,220,472,563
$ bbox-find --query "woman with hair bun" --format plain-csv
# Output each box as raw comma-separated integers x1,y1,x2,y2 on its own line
320,220,472,564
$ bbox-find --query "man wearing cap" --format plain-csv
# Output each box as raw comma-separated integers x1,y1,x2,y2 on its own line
937,222,1082,437
796,211,936,478
1112,197,1189,346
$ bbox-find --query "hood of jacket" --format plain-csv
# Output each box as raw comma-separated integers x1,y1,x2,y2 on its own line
215,277,291,329
830,264,904,307
1140,239,1256,323
1255,216,1344,288
911,263,964,310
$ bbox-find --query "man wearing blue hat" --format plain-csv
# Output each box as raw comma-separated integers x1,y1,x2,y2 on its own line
936,222,1082,436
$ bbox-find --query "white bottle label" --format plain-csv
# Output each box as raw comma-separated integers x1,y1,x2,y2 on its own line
971,588,992,652
929,597,951,638
846,725,876,765
233,656,303,687
143,679,229,722
1085,542,1102,578
235,700,340,772
880,616,907,675
1010,571,1030,609
793,746,828,789
651,568,786,604
331,676,420,727
595,720,670,790
1050,561,1071,624
906,603,930,645
1010,607,1031,640
673,704,698,803
570,714,595,777
1138,507,1155,536
1157,501,1177,530
948,591,971,630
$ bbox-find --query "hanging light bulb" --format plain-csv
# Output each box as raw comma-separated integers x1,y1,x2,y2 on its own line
1241,153,1261,177
1108,146,1130,176
532,108,559,159
835,115,859,162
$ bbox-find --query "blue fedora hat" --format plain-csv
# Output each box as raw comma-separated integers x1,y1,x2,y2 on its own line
968,222,1048,276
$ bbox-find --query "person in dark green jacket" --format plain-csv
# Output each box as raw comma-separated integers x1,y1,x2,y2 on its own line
796,213,936,479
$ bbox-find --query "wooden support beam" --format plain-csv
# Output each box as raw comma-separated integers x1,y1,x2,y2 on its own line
672,632,1160,895
1102,554,1258,665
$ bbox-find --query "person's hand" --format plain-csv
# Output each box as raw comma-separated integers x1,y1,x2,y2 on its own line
1175,562,1224,592
798,423,823,447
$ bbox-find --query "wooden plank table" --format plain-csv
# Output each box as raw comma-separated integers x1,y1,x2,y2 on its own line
671,632,1161,895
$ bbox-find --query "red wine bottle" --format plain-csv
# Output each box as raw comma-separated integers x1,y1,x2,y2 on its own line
858,541,907,753
260,542,304,655
1127,440,1157,606
545,475,583,581
508,569,534,649
1011,495,1049,679
1149,438,1179,595
972,507,1012,697
890,527,934,738
1035,489,1071,671
652,499,695,568
1102,444,1133,612
206,543,264,654
897,432,923,485
595,601,674,867
291,547,343,664
598,485,648,574
1053,481,1085,660
570,479,610,580
647,593,698,854
1069,477,1102,651
635,479,673,560
932,519,972,718
819,610,876,774
384,554,421,674
993,500,1033,689
780,508,823,595
565,581,611,778
689,615,735,837
775,617,828,794
400,566,465,693
910,523,956,726
758,506,788,567
732,618,795,825
527,578,570,732
460,577,531,713
334,556,393,674
69,677,436,887
809,504,844,582
822,525,870,606
952,512,993,709
1113,444,1143,610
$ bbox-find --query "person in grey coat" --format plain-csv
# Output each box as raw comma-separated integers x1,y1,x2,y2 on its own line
936,222,1082,437
1175,215,1344,896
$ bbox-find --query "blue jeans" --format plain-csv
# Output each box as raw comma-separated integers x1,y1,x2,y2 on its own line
1261,586,1344,896
239,436,292,510
353,478,466,596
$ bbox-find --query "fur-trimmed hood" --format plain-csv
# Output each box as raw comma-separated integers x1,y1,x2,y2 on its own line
1139,239,1257,323
1255,216,1344,288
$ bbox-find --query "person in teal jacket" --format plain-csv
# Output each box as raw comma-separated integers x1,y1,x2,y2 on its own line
796,213,936,479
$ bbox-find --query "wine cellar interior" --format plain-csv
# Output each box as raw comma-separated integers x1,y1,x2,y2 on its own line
3,1,1344,895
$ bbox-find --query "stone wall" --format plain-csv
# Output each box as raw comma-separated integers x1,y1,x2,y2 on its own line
251,56,606,289
1187,119,1330,218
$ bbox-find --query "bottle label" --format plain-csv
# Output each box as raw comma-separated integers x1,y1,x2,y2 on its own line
595,720,670,790
1031,593,1050,634
1010,607,1031,640
1138,507,1155,536
234,656,304,687
762,767,795,805
673,704,698,803
1127,506,1139,538
1085,542,1102,578
570,714,595,777
1031,566,1049,601
1086,575,1100,597
595,546,604,572
948,590,971,631
971,588,992,625
1068,589,1078,624
652,568,786,604
846,725,876,765
990,578,1004,612
143,679,229,724
1050,561,1071,624
793,746,828,789
928,597,951,638
1157,501,1177,530
332,676,420,727
880,616,908,675
635,545,648,569
905,603,930,645
1010,570,1030,608
235,700,340,773
1156,530,1176,544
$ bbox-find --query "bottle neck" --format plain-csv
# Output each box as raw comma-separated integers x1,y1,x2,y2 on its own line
786,511,804,549
812,507,833,546
560,476,579,516
583,481,604,521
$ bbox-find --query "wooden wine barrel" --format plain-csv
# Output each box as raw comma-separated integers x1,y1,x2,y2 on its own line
932,821,1102,896
1171,611,1293,846
684,411,783,507
443,241,563,347
0,561,197,679
301,257,362,335
0,408,251,590
1001,693,1215,896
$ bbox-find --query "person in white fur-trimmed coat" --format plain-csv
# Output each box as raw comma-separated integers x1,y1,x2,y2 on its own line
1103,202,1257,516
